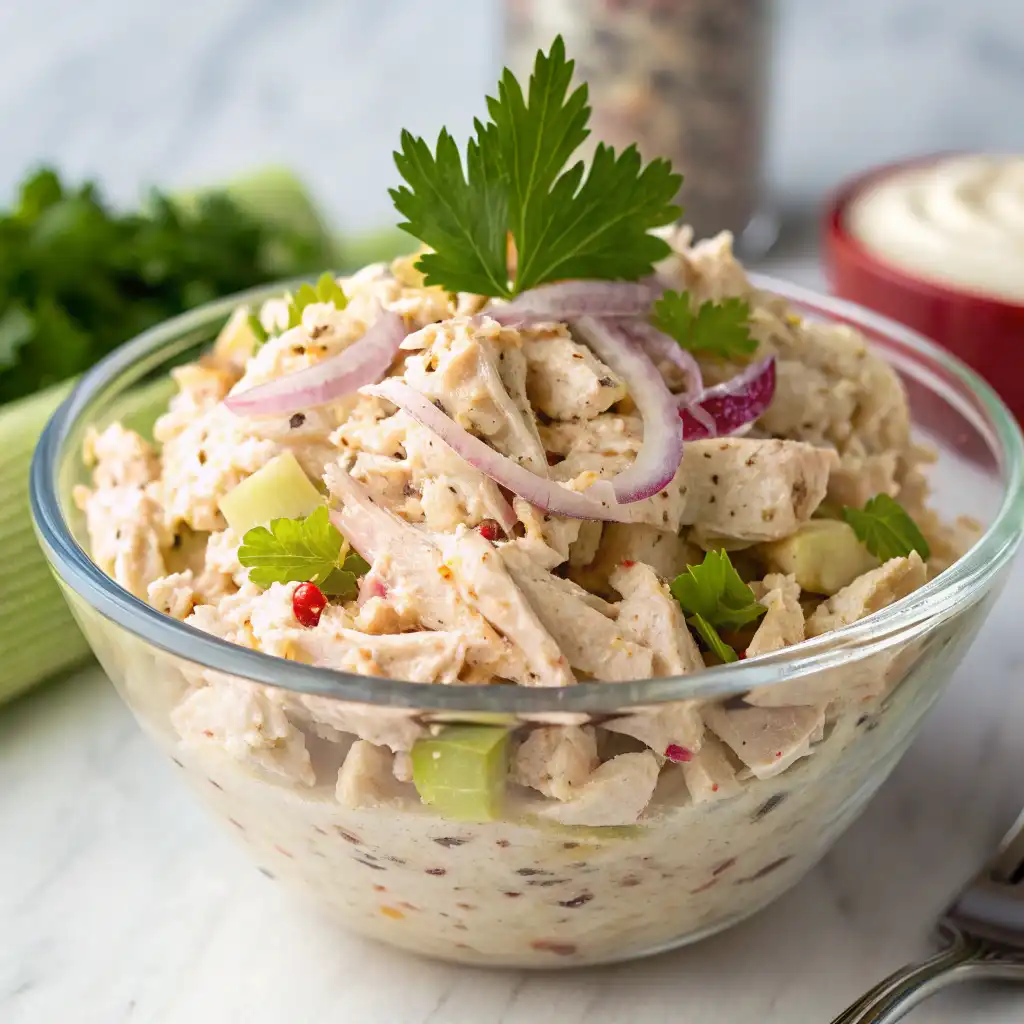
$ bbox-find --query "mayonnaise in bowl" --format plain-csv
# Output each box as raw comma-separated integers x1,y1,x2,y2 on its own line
846,154,1024,304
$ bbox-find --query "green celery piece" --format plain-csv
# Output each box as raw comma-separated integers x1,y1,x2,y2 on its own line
411,725,511,822
218,452,323,535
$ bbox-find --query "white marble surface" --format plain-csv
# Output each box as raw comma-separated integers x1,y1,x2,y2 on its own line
3,261,1024,1024
3,564,1024,1024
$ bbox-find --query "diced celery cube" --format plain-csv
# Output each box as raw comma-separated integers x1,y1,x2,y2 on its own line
218,452,322,535
760,519,880,596
411,725,511,822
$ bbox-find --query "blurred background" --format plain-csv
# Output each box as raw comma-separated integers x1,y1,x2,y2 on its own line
2,0,1021,236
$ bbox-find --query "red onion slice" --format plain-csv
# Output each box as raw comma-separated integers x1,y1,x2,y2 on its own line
363,380,639,522
486,281,660,325
327,467,398,563
490,492,519,535
626,320,705,406
224,307,406,417
679,356,776,441
571,317,685,504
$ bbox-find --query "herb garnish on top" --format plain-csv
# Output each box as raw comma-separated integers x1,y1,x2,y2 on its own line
389,36,683,299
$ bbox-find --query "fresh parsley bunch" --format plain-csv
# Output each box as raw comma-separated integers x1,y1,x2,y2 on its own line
390,36,683,299
0,168,335,406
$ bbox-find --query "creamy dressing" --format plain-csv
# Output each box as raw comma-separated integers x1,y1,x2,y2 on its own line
846,154,1024,303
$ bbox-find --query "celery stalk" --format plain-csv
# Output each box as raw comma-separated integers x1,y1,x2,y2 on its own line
0,380,90,704
0,377,177,706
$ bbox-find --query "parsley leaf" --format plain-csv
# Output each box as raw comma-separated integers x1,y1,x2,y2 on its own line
689,613,740,664
391,127,510,297
237,506,367,598
285,271,347,329
670,550,766,629
670,550,766,662
390,36,682,297
514,142,682,292
651,290,757,359
486,34,589,279
314,270,348,308
842,494,931,562
247,312,269,349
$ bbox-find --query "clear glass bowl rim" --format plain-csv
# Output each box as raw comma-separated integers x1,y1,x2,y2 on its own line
30,273,1024,714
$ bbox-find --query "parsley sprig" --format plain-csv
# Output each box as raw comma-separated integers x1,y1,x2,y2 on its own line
842,494,931,563
390,36,682,298
670,550,766,663
237,506,369,598
249,272,348,351
285,271,348,330
651,290,757,359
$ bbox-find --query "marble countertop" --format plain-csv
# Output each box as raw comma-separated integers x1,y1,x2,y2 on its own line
4,256,1024,1023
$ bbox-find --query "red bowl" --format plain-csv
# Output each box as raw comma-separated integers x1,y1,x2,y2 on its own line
823,157,1024,423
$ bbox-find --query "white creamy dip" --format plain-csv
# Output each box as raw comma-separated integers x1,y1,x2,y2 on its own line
846,154,1024,303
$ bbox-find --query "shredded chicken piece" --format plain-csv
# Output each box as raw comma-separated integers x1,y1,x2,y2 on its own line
703,704,825,780
681,735,742,805
403,317,548,475
806,553,927,636
746,573,804,658
539,752,661,827
679,438,836,541
523,325,626,419
436,528,576,687
512,726,599,801
336,741,396,809
147,571,197,620
171,681,314,785
499,545,653,682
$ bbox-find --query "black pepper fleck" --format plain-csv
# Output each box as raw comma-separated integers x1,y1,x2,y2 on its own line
354,859,386,872
289,412,306,428
433,837,469,848
559,894,593,908
753,793,787,821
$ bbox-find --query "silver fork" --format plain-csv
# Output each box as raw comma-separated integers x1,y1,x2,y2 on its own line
831,809,1024,1023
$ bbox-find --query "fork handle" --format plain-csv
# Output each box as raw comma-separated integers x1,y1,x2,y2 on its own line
829,926,1024,1023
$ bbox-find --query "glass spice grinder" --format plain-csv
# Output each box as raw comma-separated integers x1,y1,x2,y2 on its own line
503,0,776,257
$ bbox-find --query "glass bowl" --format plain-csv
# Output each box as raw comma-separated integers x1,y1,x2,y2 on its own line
30,275,1024,968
